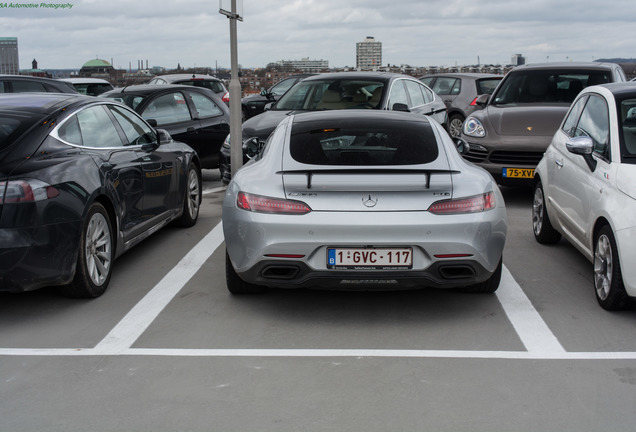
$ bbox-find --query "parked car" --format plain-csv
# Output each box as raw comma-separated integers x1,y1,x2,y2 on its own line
219,72,449,183
147,73,229,105
460,62,627,183
532,83,636,310
420,73,502,138
241,74,315,121
0,93,201,297
0,74,77,93
222,110,507,294
102,84,229,169
58,77,114,96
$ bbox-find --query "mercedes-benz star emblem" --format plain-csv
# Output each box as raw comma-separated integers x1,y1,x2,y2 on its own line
362,194,378,208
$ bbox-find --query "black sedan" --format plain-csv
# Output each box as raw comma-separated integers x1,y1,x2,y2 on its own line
0,74,78,93
0,93,201,298
102,85,229,169
220,72,448,183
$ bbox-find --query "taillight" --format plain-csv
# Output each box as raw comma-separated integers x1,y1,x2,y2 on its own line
222,92,230,103
237,192,311,215
428,192,495,215
0,179,60,204
469,97,478,106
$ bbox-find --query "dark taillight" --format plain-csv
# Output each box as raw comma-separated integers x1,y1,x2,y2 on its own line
428,192,495,215
0,180,59,204
237,192,311,215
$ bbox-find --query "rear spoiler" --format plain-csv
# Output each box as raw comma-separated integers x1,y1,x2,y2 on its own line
278,168,461,189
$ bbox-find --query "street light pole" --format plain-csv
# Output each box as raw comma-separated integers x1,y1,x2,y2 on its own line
220,0,243,179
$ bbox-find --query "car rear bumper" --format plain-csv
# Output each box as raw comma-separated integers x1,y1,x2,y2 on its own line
0,222,81,292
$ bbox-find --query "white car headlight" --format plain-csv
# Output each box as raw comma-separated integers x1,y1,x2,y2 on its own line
463,117,486,138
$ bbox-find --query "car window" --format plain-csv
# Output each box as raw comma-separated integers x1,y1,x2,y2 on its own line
188,91,223,118
108,105,155,146
420,77,434,87
388,80,409,108
574,95,610,159
404,80,426,107
142,92,191,124
476,78,501,95
179,80,225,94
0,115,35,150
11,80,48,93
270,78,296,96
619,98,636,157
289,117,439,166
57,105,123,148
432,77,459,95
493,70,612,105
276,79,385,111
562,95,588,137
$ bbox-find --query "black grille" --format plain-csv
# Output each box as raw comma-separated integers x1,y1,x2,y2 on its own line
489,151,544,165
463,148,488,163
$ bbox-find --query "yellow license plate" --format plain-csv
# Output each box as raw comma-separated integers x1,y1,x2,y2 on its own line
502,168,535,179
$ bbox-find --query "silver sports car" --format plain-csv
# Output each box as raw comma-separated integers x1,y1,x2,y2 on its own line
222,110,507,294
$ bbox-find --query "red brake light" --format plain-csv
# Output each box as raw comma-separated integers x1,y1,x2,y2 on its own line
237,192,311,215
222,92,230,103
428,192,495,215
469,97,478,106
0,180,59,204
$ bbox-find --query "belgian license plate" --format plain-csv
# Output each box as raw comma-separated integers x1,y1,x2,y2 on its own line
327,247,413,270
502,168,535,178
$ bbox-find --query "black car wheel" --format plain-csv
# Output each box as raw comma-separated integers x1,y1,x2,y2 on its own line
176,163,201,227
449,114,465,138
225,250,266,294
61,202,113,298
532,181,561,244
594,225,629,310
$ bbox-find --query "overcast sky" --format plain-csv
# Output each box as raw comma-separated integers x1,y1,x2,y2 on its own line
2,0,634,71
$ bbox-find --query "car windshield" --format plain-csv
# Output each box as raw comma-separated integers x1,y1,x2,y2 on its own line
289,116,438,166
0,113,39,151
476,78,502,95
620,98,636,161
492,70,612,105
275,79,385,111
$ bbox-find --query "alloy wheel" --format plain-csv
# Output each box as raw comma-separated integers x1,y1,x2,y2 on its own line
85,212,112,286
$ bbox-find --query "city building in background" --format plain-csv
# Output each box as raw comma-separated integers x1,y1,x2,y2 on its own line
356,36,382,71
0,37,19,74
275,57,328,73
511,53,526,66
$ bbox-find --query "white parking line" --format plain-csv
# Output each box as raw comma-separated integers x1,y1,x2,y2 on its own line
203,186,226,195
0,222,627,359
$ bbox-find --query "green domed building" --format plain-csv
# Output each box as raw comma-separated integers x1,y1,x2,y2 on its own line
79,58,115,78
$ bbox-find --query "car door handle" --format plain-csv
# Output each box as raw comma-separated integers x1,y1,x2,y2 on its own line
555,159,564,168
186,127,197,134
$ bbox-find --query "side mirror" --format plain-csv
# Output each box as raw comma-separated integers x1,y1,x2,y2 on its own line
260,88,268,96
566,136,597,171
392,102,410,112
242,137,264,160
474,94,489,107
453,137,469,155
264,102,273,111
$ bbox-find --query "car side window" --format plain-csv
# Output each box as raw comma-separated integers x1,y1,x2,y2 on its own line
11,80,47,92
404,80,426,108
432,77,457,95
562,95,588,137
388,81,409,109
58,105,123,148
188,92,223,118
420,77,434,87
574,95,610,159
109,105,156,146
142,92,191,125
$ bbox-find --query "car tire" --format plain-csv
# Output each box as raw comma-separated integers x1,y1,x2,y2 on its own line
449,114,465,138
176,163,201,228
532,181,561,244
225,250,266,294
60,202,113,298
594,225,630,310
461,258,502,293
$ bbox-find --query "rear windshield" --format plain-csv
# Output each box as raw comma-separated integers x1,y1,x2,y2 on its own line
476,78,502,95
289,117,439,166
492,70,612,105
0,113,40,151
177,80,225,94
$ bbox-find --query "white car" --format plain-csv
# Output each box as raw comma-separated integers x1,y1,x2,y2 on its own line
532,83,636,310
